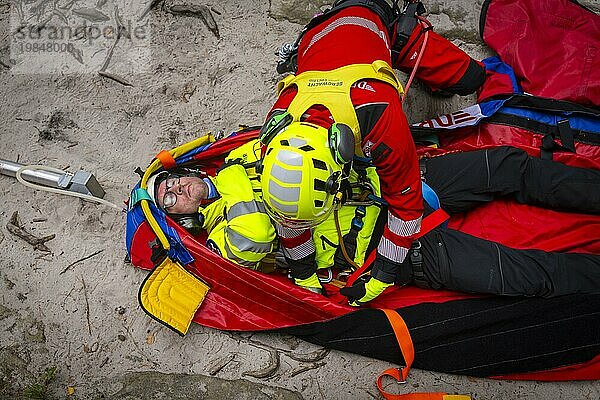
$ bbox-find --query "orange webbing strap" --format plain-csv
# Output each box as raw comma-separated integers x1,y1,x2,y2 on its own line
378,309,471,400
381,309,414,381
156,150,177,170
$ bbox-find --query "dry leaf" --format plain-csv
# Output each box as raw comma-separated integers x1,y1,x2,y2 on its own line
67,386,76,395
146,332,155,344
83,342,98,353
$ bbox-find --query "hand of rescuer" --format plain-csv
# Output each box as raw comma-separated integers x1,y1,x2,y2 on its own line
294,273,325,295
339,275,392,307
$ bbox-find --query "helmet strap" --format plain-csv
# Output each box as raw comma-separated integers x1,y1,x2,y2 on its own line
167,213,205,236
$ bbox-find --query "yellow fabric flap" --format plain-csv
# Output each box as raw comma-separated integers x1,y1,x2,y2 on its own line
138,257,210,336
277,74,297,95
443,396,472,400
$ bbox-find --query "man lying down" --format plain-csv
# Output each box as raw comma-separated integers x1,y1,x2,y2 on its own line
144,135,600,306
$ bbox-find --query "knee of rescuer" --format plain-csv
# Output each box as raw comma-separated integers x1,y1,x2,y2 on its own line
442,59,487,96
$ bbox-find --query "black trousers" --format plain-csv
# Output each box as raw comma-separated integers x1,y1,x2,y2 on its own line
283,295,600,376
414,147,600,297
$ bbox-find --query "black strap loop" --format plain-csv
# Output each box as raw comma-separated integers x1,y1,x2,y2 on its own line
557,119,576,153
408,240,429,289
391,1,426,53
540,119,577,160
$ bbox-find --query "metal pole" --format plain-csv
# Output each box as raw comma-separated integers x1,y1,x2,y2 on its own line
0,159,105,198
1,159,63,187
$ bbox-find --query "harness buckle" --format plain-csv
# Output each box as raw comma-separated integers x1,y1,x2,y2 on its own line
351,218,364,231
318,268,334,284
419,158,427,182
409,240,429,288
409,241,422,268
355,205,367,218
351,205,366,230
395,367,408,384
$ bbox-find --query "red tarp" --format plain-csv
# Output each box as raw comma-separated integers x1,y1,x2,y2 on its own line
481,0,600,106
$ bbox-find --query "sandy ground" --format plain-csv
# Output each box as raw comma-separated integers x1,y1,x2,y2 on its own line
1,0,599,399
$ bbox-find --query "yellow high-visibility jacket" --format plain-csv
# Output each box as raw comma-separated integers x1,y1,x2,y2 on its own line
200,141,277,269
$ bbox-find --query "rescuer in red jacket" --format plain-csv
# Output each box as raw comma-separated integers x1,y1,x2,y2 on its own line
258,0,486,305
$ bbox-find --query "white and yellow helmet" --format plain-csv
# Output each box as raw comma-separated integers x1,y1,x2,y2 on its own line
260,121,348,229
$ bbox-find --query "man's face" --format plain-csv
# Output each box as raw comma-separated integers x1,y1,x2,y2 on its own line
156,175,208,214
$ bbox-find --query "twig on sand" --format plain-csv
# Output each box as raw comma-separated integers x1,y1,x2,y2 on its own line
99,32,120,72
81,277,92,336
6,211,55,252
169,5,220,38
60,249,104,275
290,361,326,378
288,348,330,363
138,0,164,21
230,332,329,379
99,5,126,72
242,349,280,379
122,321,160,367
207,353,235,376
98,71,133,86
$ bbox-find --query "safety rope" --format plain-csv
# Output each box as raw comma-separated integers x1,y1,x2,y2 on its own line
333,208,361,270
401,16,431,102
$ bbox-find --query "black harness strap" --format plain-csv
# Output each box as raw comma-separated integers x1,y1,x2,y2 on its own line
557,119,576,153
390,1,426,61
541,119,577,160
408,240,429,289
334,160,373,268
